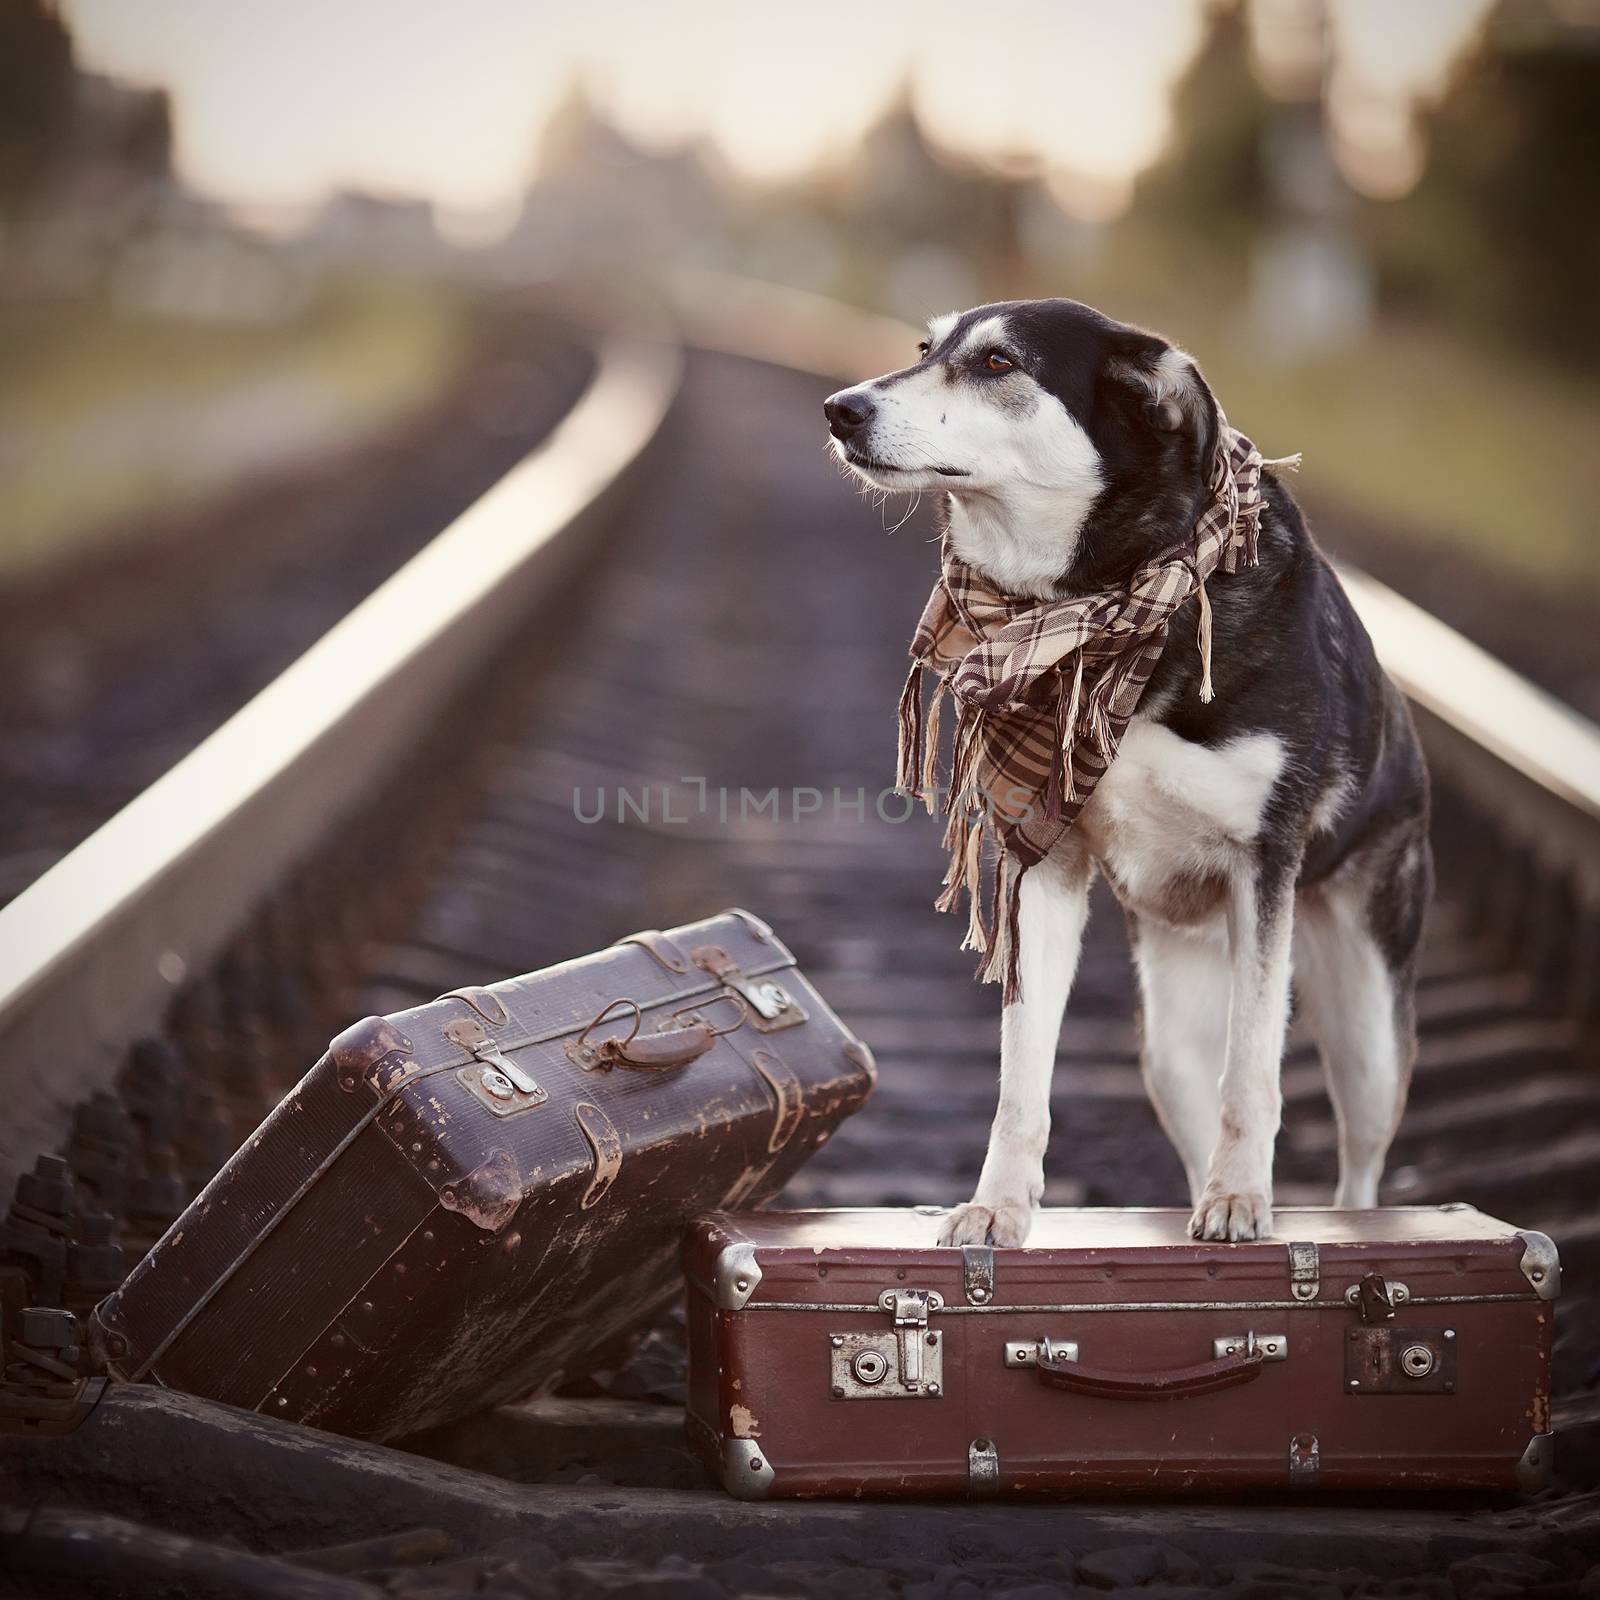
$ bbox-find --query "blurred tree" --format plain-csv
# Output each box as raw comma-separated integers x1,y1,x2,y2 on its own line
0,0,76,210
1369,0,1600,368
1127,1,1275,263
113,86,173,180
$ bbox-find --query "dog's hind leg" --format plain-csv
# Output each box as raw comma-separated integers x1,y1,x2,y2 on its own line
1294,846,1428,1207
1131,915,1229,1206
940,845,1092,1248
1190,861,1298,1242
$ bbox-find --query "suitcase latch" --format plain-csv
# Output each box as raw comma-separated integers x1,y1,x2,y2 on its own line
1346,1272,1410,1323
445,1019,547,1114
828,1289,944,1400
690,947,807,1032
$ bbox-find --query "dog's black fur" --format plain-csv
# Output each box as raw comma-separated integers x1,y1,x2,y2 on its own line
826,295,1434,1239
881,298,1432,977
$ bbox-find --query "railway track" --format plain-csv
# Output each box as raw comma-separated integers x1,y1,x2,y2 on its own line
0,311,593,910
2,286,1598,1598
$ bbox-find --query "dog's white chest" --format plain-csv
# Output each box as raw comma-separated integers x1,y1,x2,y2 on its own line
1075,721,1286,924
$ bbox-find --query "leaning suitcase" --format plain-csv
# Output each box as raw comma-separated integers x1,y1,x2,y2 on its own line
684,1206,1557,1499
91,910,875,1441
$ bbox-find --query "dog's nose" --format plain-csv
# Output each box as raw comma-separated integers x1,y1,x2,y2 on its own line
824,389,875,440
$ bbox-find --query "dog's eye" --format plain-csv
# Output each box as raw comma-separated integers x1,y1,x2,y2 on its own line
916,340,931,359
985,350,1014,373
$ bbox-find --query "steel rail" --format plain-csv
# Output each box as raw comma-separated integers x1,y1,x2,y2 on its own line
671,269,1600,904
0,328,683,1194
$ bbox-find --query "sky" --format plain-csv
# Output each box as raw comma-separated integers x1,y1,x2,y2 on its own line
62,0,1495,234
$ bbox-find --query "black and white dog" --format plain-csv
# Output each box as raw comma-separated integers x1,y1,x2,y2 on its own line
825,299,1431,1245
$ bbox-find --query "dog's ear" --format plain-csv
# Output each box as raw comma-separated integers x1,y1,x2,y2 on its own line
1104,333,1219,468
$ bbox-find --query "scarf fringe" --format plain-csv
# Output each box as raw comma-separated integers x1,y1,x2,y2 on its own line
895,662,924,801
958,820,986,953
1196,579,1215,704
949,701,984,817
935,807,970,912
975,848,1023,1002
920,676,946,808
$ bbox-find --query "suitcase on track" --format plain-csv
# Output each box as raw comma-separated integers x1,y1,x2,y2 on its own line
684,1206,1558,1499
91,910,875,1441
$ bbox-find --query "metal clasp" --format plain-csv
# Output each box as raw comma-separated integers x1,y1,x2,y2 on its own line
828,1287,945,1400
1346,1272,1409,1323
1003,1336,1080,1368
881,1289,940,1390
1212,1330,1289,1362
690,946,807,1032
444,1018,545,1104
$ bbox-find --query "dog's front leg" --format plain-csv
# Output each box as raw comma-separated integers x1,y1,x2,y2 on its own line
940,848,1091,1247
1190,861,1298,1242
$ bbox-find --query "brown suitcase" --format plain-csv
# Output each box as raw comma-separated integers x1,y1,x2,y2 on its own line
91,910,875,1441
684,1206,1558,1499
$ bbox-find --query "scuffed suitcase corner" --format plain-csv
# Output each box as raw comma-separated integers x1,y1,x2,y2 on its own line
721,1435,777,1500
680,1217,763,1312
841,1036,877,1092
1515,1230,1561,1300
1517,1430,1555,1493
724,906,780,949
797,1033,877,1133
712,1241,762,1311
438,1149,522,1233
329,1016,418,1097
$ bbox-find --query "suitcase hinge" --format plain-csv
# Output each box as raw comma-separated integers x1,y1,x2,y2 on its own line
1287,1240,1320,1302
961,1244,994,1304
968,1437,1000,1496
828,1288,945,1400
1288,1432,1320,1488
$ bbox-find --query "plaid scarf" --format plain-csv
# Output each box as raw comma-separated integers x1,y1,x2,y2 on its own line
895,418,1297,1002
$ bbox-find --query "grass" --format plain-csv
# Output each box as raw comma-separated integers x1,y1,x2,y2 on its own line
1196,321,1599,596
0,279,472,579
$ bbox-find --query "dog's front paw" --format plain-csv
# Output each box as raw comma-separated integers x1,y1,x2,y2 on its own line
938,1197,1036,1248
1189,1188,1273,1242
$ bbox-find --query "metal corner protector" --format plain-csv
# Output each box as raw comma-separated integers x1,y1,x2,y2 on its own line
1515,1230,1561,1300
723,1436,775,1499
713,1240,762,1311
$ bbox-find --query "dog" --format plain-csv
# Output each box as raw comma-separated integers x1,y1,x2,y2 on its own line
824,298,1431,1245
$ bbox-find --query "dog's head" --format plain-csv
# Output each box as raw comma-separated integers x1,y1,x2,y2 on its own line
825,299,1219,596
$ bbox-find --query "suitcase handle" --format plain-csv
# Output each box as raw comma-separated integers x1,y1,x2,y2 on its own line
1034,1342,1266,1401
573,997,736,1072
